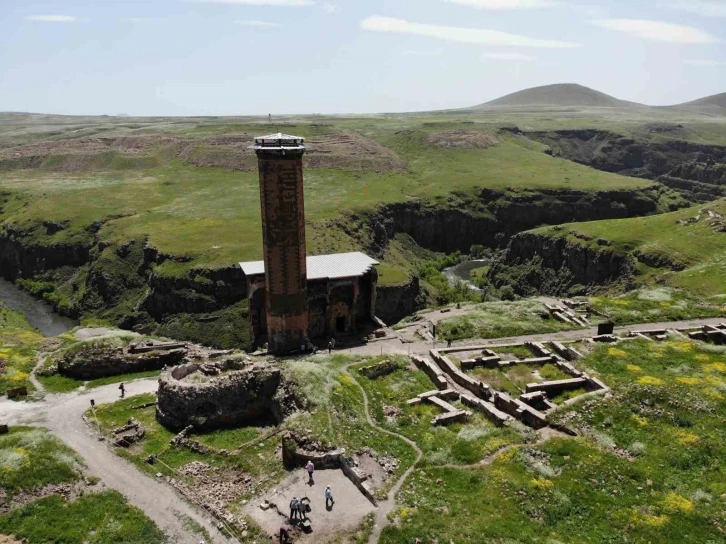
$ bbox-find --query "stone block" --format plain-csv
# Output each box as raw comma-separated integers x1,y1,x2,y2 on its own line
7,386,27,399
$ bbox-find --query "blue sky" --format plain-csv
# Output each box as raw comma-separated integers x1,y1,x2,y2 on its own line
0,0,724,115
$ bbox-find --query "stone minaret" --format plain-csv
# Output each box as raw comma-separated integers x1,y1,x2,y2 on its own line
252,133,309,354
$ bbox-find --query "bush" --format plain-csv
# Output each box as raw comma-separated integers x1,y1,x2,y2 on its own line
500,285,515,301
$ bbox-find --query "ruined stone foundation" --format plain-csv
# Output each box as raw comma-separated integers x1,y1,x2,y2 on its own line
156,359,295,431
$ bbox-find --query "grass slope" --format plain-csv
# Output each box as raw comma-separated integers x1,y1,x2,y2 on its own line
530,198,726,297
0,426,165,543
380,337,726,543
0,303,43,396
1,132,653,273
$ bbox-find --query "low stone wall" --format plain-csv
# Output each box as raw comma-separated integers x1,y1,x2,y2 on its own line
358,360,399,379
525,377,589,395
156,360,294,431
459,393,512,426
59,347,186,380
492,392,548,429
281,433,377,505
430,349,491,399
552,342,582,362
411,355,448,390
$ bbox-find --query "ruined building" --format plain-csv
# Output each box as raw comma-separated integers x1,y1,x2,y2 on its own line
240,133,379,354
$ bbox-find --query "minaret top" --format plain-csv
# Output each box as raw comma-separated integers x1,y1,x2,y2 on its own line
251,133,305,151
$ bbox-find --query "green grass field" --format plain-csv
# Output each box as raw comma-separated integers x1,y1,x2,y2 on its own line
379,337,726,543
0,131,655,275
0,426,165,543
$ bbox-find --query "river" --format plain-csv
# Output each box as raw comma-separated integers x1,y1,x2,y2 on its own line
442,259,489,293
0,278,77,336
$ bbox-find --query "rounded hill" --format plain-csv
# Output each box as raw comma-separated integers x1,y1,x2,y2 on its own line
674,92,726,108
476,83,641,109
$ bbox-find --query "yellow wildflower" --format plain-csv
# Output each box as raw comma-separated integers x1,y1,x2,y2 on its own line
632,415,649,426
638,376,664,386
626,364,643,372
676,377,702,386
662,493,693,514
675,430,699,446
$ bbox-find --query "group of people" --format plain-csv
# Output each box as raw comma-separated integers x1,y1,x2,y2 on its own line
279,461,335,542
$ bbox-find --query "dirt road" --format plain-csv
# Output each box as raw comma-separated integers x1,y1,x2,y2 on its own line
2,379,234,544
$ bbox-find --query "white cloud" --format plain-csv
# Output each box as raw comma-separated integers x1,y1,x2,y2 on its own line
402,49,444,56
589,18,719,44
444,0,555,8
235,19,281,27
684,59,726,66
360,16,580,48
668,1,726,17
321,2,339,12
26,15,76,22
190,0,314,5
482,52,536,61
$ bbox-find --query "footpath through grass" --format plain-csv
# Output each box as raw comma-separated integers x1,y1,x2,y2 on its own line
352,358,530,466
0,426,165,543
379,337,726,543
91,354,418,504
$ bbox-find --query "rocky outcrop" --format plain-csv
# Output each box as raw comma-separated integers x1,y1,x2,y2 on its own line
375,275,423,325
525,129,726,202
366,186,668,255
0,227,91,281
156,360,296,431
57,343,187,380
144,265,247,319
501,231,632,288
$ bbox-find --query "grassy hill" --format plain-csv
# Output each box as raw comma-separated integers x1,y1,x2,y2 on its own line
674,92,726,109
528,198,726,297
476,83,641,109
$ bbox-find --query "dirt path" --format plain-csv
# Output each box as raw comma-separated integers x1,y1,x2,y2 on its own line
342,366,423,544
2,378,235,544
346,316,726,360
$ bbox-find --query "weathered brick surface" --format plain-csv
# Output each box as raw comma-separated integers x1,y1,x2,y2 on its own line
256,150,309,354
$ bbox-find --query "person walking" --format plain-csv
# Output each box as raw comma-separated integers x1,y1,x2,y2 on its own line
327,340,333,355
119,382,125,399
325,485,334,508
305,460,315,484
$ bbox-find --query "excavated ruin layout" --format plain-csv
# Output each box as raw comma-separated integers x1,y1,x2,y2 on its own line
411,338,613,431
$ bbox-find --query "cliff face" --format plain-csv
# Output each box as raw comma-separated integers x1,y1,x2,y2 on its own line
502,231,632,289
375,276,423,325
0,180,681,343
525,129,726,203
0,228,91,281
367,186,668,254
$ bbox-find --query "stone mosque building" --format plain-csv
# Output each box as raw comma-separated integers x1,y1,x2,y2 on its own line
239,133,379,354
